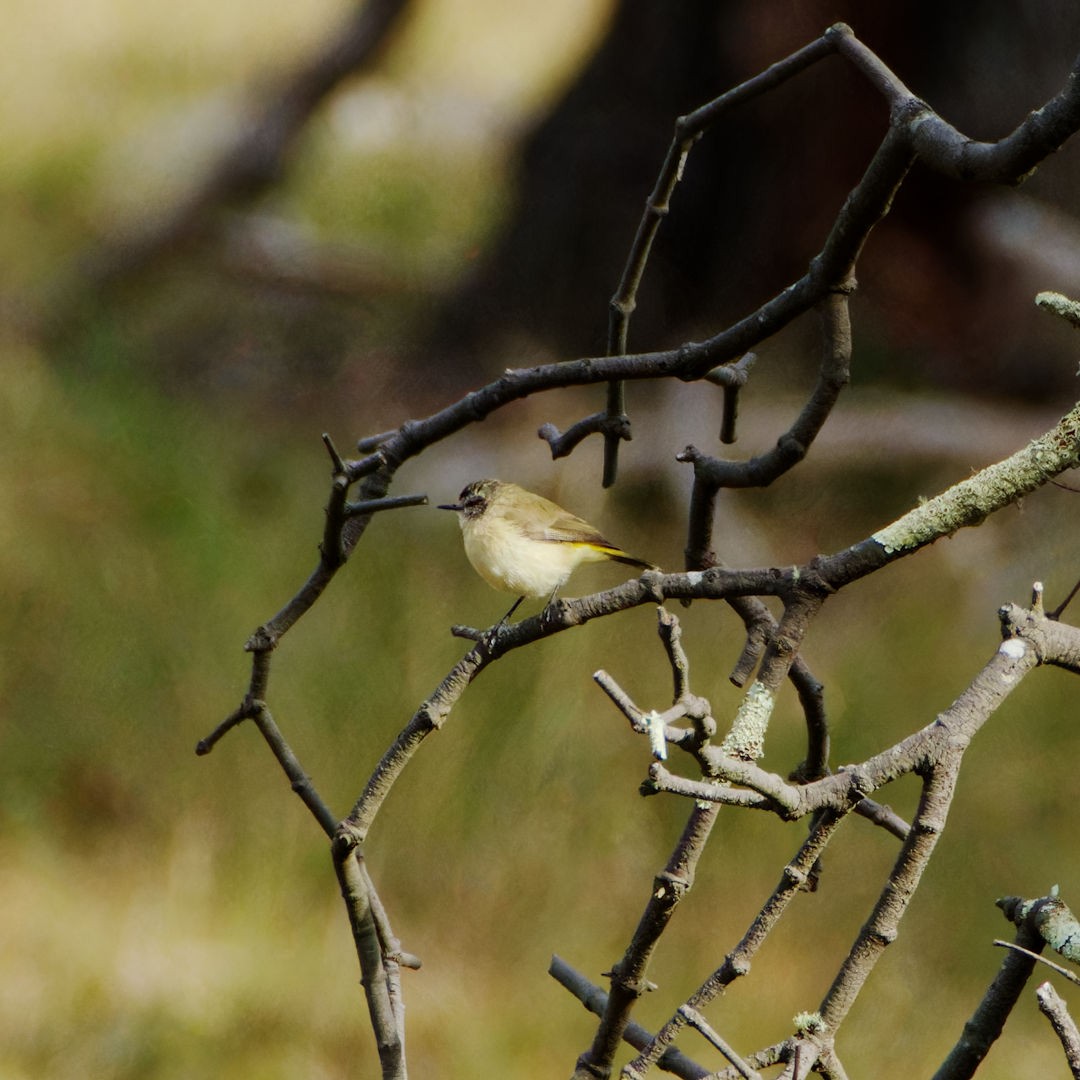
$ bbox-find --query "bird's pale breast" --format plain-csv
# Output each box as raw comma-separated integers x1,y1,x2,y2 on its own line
463,513,603,597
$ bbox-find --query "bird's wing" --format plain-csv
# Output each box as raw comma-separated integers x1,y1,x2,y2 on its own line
510,500,654,569
505,500,613,548
543,510,616,548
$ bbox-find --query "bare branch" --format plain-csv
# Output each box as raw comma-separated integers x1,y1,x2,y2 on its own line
573,804,721,1078
998,893,1080,964
1000,600,1080,674
623,810,846,1077
851,798,910,842
1037,982,1080,1078
538,411,631,460
703,353,756,445
549,956,711,1080
334,646,491,850
993,941,1080,987
818,762,959,1031
334,848,407,1080
679,293,852,492
251,701,338,836
596,19,839,485
343,493,428,518
930,898,1058,1080
679,1005,761,1080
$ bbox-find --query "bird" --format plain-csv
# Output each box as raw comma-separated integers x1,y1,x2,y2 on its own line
438,478,656,627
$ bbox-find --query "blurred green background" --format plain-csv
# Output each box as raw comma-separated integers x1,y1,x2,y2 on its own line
3,2,1080,1077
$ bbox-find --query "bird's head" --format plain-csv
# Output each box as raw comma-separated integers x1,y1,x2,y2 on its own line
437,478,503,520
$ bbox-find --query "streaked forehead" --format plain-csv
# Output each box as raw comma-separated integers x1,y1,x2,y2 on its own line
463,479,497,499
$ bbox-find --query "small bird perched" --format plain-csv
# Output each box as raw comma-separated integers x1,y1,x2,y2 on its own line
438,478,656,626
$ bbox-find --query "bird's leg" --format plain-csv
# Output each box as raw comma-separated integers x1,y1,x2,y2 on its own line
481,595,525,649
539,586,563,629
499,594,525,627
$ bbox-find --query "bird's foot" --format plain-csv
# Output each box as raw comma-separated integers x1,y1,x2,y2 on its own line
479,614,513,652
449,620,508,652
539,595,572,631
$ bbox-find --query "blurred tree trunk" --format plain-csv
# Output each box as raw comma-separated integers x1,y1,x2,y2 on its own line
429,0,737,368
427,0,1080,401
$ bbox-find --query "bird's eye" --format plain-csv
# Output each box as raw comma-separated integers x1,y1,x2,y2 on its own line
464,494,484,510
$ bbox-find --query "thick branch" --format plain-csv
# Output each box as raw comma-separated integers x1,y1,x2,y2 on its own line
817,761,959,1031
334,848,407,1080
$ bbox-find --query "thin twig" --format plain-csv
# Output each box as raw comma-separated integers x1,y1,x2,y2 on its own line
993,941,1080,987
251,701,338,835
344,493,428,517
539,412,632,460
679,1005,761,1080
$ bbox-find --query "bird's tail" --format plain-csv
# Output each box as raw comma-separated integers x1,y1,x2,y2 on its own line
605,549,657,572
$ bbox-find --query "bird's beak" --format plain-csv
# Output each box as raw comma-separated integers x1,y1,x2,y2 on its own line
437,502,462,512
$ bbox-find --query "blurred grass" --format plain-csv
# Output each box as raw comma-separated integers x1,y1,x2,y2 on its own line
4,0,1080,1076
1,0,612,293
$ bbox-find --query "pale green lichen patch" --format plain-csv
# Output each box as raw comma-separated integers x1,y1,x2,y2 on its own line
793,1011,826,1035
1010,896,1080,962
721,680,774,760
873,400,1080,554
1035,290,1080,328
